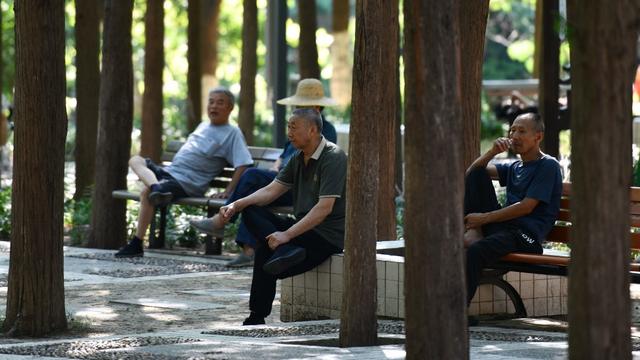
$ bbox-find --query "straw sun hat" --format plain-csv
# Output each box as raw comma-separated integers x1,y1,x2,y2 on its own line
276,78,337,107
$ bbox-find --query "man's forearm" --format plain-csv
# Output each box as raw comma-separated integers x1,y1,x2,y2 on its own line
283,203,331,239
466,150,498,174
233,181,285,210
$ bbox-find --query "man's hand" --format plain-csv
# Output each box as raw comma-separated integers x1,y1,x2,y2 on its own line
219,203,237,223
464,212,490,230
266,231,291,250
211,190,230,199
491,137,512,155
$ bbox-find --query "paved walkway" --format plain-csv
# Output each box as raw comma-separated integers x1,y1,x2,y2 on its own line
0,242,630,359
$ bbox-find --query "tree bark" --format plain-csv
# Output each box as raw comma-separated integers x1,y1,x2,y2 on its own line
89,0,134,250
330,0,351,108
540,0,560,159
201,0,221,115
5,0,68,336
140,0,164,163
567,1,638,358
459,0,489,169
238,0,257,145
403,0,467,358
187,0,202,132
74,0,101,199
339,0,397,347
297,0,321,79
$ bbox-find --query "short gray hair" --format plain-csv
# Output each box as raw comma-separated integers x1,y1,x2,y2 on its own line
209,87,235,107
291,108,323,133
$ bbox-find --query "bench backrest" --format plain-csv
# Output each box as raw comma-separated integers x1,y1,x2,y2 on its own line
547,183,640,250
161,140,282,189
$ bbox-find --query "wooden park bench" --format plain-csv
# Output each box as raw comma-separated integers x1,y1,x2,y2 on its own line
481,183,640,317
112,140,290,255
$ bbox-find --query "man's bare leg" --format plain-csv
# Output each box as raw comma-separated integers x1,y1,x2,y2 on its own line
129,155,159,187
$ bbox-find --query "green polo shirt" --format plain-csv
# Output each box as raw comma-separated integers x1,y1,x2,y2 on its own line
275,137,347,249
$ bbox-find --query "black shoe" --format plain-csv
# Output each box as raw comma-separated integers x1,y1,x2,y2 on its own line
115,241,144,258
148,191,173,207
242,313,265,326
468,316,479,327
263,245,306,276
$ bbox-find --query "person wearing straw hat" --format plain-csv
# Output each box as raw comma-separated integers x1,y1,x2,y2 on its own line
219,108,346,325
189,79,338,268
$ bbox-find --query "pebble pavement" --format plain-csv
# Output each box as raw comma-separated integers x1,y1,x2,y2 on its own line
0,242,633,359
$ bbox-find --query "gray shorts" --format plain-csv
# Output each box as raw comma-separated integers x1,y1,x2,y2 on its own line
145,159,189,200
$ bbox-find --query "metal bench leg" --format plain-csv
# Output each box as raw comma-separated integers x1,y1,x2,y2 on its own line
149,206,167,249
204,206,222,255
480,275,527,318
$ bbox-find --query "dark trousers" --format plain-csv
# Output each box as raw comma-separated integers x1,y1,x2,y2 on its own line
242,205,341,317
226,168,293,249
465,167,542,304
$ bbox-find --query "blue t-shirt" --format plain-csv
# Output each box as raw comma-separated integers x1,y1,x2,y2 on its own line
166,122,253,197
278,116,337,170
496,155,562,242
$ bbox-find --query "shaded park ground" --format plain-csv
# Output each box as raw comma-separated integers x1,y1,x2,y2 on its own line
0,238,635,358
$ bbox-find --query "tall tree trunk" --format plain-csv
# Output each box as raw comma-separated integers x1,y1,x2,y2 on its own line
141,0,164,163
339,0,398,347
567,1,638,358
89,0,134,249
459,0,489,169
74,0,101,199
540,0,560,159
330,0,351,108
201,0,221,115
4,0,68,336
395,21,403,194
533,0,543,78
403,0,467,358
297,0,321,79
187,0,202,132
238,0,257,145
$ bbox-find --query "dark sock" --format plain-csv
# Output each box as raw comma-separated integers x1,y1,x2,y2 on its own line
150,184,162,193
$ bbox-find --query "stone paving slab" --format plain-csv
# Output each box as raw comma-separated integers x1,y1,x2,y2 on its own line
178,289,251,298
109,298,225,311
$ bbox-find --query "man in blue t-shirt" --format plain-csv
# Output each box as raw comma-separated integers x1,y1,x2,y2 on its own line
115,88,253,258
189,79,338,268
464,113,562,322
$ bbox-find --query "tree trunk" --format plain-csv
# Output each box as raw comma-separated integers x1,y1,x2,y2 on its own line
89,0,134,250
74,0,101,199
201,0,221,116
403,0,467,358
339,0,397,347
187,0,202,132
459,0,489,169
567,1,638,358
238,0,257,145
297,0,321,79
330,0,351,108
140,0,164,163
395,22,403,194
4,0,68,336
540,0,560,159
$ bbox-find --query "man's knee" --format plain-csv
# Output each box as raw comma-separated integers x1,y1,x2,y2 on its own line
465,166,490,183
129,155,145,168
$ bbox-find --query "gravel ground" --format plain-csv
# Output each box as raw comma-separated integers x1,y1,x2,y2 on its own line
0,337,202,359
69,253,229,277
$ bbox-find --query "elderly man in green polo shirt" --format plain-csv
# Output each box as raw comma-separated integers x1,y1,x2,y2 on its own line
217,108,347,325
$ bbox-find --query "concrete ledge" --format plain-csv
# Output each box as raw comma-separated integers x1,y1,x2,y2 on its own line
281,251,568,321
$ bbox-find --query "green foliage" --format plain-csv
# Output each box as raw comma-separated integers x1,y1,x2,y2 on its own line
65,196,92,246
0,186,11,240
1,0,15,104
634,158,640,187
